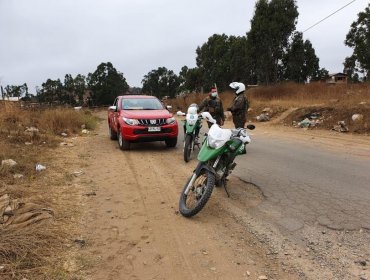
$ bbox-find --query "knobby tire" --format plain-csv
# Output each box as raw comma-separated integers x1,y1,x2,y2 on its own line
179,170,215,217
184,134,193,162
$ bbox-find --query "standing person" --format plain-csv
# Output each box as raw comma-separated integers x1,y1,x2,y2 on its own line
198,88,225,128
228,82,249,128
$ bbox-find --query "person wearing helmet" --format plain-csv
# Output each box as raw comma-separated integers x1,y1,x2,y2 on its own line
227,82,249,128
198,88,225,128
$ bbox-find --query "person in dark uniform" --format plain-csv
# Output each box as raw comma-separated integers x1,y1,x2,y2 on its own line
198,88,225,128
228,82,249,128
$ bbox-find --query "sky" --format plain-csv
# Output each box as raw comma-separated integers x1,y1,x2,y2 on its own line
0,0,368,93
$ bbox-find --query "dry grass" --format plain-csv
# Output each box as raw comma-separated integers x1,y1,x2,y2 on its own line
0,103,98,145
247,82,370,108
0,103,98,279
0,225,66,279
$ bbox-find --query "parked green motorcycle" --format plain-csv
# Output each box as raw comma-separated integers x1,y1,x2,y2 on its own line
179,123,255,217
182,104,203,162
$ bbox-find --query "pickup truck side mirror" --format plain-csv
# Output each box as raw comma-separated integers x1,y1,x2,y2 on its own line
109,105,117,111
166,105,172,111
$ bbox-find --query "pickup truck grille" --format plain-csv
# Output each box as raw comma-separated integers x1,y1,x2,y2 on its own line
138,118,166,126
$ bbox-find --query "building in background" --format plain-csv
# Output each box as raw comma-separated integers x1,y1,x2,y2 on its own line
326,73,348,84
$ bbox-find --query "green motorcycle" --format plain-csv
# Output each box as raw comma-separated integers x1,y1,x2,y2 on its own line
182,104,203,162
179,123,255,217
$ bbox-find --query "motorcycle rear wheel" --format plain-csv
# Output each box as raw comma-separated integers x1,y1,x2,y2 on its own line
183,134,193,162
179,169,215,217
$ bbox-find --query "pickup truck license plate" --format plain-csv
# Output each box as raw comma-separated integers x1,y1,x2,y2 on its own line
148,127,161,132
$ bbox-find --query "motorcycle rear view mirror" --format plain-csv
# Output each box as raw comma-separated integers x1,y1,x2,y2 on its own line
246,124,255,130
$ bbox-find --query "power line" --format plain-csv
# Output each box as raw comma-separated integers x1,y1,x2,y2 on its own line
302,0,357,33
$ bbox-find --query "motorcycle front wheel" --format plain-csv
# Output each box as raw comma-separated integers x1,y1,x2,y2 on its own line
179,169,215,217
183,134,193,162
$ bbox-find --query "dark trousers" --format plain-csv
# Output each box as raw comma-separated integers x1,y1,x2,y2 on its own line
232,115,246,129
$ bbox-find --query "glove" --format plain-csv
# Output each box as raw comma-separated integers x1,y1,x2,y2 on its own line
240,135,251,144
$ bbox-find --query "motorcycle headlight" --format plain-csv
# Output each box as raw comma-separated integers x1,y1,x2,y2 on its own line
186,113,198,125
166,117,176,124
187,120,197,125
123,117,139,126
208,137,226,149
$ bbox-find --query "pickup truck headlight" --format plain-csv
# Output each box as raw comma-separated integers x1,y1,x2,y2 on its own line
123,117,139,125
166,117,176,124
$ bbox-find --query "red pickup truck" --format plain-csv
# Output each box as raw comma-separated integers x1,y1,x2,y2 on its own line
108,95,178,150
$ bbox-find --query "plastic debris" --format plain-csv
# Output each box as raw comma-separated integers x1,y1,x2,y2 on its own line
35,164,46,171
298,118,314,128
332,121,349,133
72,170,84,177
256,113,270,122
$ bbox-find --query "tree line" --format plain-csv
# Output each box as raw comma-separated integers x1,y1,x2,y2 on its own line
2,1,369,105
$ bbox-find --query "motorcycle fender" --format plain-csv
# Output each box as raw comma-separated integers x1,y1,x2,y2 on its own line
194,162,215,176
185,122,197,133
197,140,227,162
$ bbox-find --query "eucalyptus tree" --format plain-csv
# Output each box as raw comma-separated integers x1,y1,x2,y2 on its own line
344,3,370,81
247,0,299,84
87,62,129,105
141,67,180,98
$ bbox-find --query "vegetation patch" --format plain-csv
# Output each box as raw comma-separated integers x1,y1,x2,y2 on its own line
0,103,98,279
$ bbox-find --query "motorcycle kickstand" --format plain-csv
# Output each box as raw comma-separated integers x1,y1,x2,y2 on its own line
221,177,230,197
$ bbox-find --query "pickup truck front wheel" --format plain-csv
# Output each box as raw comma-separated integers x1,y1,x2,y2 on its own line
109,125,117,140
165,137,177,148
118,130,130,150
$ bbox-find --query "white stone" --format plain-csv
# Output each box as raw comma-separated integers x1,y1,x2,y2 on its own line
352,114,364,122
1,159,17,167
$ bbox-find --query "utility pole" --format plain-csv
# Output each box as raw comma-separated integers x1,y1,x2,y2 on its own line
1,85,4,100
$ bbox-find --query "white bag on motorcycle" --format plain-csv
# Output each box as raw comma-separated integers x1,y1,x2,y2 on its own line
207,124,232,149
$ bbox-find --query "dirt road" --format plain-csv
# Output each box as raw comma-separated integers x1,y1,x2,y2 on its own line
71,113,369,280
72,114,294,280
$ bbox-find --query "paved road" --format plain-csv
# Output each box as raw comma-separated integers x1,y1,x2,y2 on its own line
233,130,370,231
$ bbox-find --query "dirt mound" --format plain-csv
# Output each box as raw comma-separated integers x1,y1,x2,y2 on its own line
282,105,370,134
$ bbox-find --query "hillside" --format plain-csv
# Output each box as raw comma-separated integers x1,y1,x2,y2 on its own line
168,82,370,134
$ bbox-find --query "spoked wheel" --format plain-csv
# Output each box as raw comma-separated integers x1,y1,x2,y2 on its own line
183,134,193,162
179,169,215,217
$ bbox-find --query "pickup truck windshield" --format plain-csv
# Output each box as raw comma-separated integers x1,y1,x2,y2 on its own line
122,98,164,110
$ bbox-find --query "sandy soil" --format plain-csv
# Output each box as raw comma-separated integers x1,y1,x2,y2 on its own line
67,112,370,280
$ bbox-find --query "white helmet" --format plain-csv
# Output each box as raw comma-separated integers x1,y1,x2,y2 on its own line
229,82,246,95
